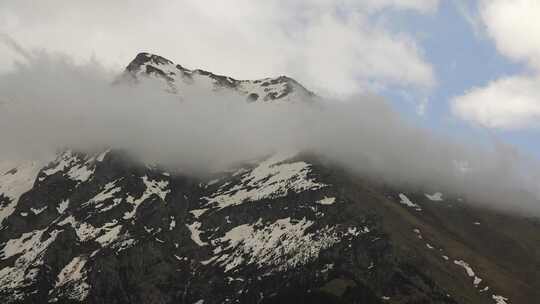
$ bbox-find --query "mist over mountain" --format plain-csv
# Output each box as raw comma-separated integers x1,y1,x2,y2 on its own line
0,50,539,216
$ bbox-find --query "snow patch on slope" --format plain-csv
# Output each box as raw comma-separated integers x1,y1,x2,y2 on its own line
53,256,90,301
41,150,95,183
205,153,325,210
425,192,443,201
83,181,122,212
0,161,42,227
453,260,483,288
95,149,110,162
190,208,209,218
42,151,78,176
398,193,422,211
67,163,94,182
317,197,336,205
123,176,169,219
204,217,361,273
57,199,69,214
0,228,61,300
492,295,509,304
187,222,207,246
58,216,125,248
30,206,47,215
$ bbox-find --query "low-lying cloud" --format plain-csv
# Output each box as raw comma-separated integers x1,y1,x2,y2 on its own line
1,50,540,216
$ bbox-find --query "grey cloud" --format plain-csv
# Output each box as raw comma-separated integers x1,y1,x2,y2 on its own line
0,50,539,216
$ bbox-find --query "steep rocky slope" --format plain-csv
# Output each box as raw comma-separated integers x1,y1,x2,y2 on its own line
0,53,538,304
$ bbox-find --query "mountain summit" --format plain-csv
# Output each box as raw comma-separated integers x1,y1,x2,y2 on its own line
123,52,315,102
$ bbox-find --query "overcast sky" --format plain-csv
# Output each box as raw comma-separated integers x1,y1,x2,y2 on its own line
1,0,540,157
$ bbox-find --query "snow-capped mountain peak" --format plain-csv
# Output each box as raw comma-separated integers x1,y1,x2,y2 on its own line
123,52,314,102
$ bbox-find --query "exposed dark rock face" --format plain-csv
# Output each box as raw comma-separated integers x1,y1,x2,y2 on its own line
0,150,460,304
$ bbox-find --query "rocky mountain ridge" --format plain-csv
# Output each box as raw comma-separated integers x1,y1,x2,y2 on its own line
123,52,315,102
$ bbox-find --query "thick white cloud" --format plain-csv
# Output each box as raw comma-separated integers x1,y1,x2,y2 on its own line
453,0,540,129
0,0,436,96
481,0,540,68
453,75,540,129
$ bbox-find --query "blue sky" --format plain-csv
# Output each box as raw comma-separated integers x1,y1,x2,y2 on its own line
381,1,540,158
